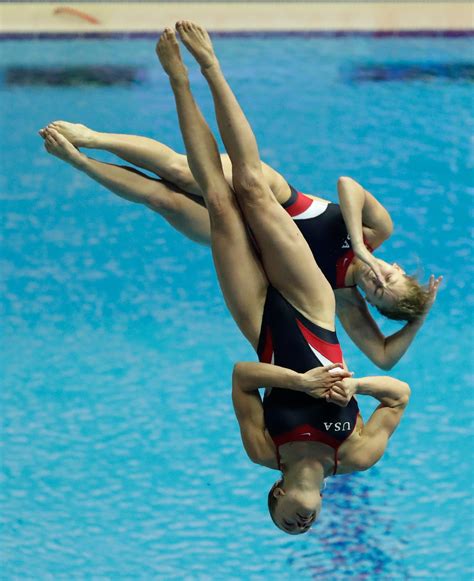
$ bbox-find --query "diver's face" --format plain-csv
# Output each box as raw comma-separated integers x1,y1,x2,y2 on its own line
273,488,321,535
359,260,407,309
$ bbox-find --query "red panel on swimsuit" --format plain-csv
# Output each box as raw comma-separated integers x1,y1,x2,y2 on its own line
284,191,313,217
296,320,343,363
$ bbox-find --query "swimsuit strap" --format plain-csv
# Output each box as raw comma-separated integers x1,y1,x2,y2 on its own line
276,446,282,471
282,184,298,208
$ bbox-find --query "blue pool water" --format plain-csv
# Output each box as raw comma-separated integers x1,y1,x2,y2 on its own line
1,36,473,579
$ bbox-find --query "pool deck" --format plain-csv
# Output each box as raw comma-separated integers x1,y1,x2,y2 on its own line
1,2,473,35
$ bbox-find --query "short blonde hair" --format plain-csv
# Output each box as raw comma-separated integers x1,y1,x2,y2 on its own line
376,275,430,322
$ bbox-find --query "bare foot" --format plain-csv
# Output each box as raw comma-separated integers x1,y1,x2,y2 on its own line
156,28,188,80
42,127,87,168
39,120,98,148
175,21,217,70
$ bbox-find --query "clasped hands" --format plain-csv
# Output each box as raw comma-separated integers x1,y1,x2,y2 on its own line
297,363,358,407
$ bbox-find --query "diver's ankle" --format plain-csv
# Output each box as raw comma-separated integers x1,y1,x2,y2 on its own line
169,72,190,88
70,152,88,170
90,132,108,150
201,59,220,76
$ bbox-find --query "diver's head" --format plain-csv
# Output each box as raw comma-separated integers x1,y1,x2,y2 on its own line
357,259,430,322
267,477,323,535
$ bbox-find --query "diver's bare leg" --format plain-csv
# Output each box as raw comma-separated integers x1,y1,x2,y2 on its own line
41,122,291,203
157,28,267,347
41,122,200,194
42,127,211,245
177,21,334,328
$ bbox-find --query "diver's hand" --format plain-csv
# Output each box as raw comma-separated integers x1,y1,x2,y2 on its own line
423,274,443,316
354,244,384,287
299,364,352,399
325,377,359,407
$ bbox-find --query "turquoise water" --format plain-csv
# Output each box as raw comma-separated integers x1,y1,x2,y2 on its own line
1,37,473,579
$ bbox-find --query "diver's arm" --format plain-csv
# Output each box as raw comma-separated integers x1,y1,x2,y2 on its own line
356,375,410,408
233,361,350,398
336,288,426,370
338,376,410,470
337,176,393,249
231,365,277,469
233,361,300,392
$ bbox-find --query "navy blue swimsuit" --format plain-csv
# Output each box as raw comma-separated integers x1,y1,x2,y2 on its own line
258,287,359,474
282,186,372,290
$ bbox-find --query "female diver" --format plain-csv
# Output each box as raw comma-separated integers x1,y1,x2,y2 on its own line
154,23,408,534
39,75,441,374
42,22,411,535
151,22,411,534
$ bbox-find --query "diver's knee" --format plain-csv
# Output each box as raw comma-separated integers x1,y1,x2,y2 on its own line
204,188,241,232
232,167,268,205
205,191,231,218
170,156,196,193
147,188,180,215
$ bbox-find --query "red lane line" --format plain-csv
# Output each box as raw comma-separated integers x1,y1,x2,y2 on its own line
54,7,101,25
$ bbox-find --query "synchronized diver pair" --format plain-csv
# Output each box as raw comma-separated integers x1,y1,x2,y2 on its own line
39,21,441,534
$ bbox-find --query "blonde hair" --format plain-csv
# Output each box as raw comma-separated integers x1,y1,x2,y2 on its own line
376,275,430,322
